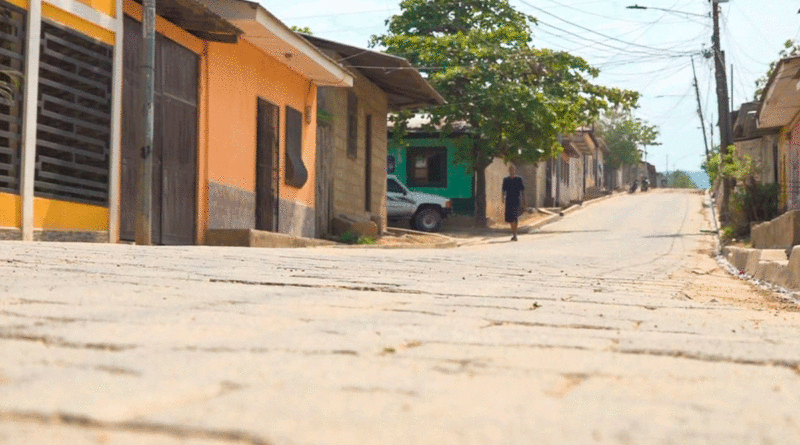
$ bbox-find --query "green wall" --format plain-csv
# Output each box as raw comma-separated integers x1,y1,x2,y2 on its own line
387,135,475,214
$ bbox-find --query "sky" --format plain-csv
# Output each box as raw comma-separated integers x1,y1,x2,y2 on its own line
263,0,800,174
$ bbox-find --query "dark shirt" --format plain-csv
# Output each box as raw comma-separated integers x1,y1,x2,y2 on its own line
502,176,525,208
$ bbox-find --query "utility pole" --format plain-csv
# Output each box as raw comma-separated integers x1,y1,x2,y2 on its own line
711,0,733,220
710,119,714,150
135,0,156,245
730,63,734,113
691,57,710,159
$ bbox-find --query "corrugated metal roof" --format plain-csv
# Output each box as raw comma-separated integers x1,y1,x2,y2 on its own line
136,0,242,42
757,56,800,129
300,34,446,110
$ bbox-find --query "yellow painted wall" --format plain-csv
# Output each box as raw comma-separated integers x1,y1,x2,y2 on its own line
6,0,28,10
206,38,317,208
0,194,108,231
34,197,108,230
8,0,116,45
0,192,21,228
43,3,115,45
75,0,116,18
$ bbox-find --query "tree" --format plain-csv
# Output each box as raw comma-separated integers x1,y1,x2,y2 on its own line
668,170,697,189
597,109,659,169
373,0,639,226
754,39,800,100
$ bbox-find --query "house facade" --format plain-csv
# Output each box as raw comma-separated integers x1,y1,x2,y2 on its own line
0,0,354,243
302,35,444,237
733,101,779,186
757,55,800,213
387,125,474,216
0,0,124,241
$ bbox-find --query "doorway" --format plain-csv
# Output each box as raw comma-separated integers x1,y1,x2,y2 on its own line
256,98,279,231
120,16,198,244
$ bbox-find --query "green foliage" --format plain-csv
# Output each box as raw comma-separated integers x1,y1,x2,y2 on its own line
597,109,659,168
336,231,376,245
373,0,640,170
737,183,779,223
706,144,777,243
668,170,698,189
702,147,721,183
357,236,377,245
0,70,22,103
754,39,800,100
720,225,736,243
725,184,778,243
702,145,755,184
291,26,313,35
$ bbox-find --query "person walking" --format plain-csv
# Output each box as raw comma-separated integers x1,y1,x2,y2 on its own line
502,164,525,241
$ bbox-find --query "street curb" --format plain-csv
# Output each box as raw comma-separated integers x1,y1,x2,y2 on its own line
522,214,560,233
339,227,459,249
708,190,800,302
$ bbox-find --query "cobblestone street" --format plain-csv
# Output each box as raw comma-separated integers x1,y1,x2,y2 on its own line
2,190,799,444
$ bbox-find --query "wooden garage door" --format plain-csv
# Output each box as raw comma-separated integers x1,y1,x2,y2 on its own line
120,16,197,244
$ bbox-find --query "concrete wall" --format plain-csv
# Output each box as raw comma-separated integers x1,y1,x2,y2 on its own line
517,161,546,208
751,209,800,250
319,62,388,235
485,157,508,224
723,245,800,291
566,156,584,203
207,181,255,230
735,134,778,185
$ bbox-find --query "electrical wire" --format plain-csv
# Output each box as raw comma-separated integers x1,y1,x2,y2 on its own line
516,0,697,56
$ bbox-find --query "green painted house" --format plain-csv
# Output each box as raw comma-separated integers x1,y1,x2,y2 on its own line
387,131,475,214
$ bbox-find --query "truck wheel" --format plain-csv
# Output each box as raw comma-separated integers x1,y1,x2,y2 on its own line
414,208,442,232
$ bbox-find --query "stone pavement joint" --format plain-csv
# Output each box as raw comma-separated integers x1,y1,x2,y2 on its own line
0,410,273,445
0,332,136,352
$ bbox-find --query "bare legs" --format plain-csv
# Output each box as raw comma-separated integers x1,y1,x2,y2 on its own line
510,221,518,241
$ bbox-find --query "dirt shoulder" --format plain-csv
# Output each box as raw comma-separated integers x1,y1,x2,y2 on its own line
678,201,800,313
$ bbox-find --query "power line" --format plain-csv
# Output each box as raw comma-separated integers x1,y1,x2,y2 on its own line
533,18,695,58
284,8,398,20
517,0,697,56
534,0,662,24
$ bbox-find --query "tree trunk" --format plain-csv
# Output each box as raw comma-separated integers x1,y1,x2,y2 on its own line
474,163,489,228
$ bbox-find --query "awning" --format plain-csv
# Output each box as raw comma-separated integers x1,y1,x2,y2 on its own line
561,143,581,158
590,133,609,154
196,0,353,87
300,34,446,110
757,56,800,129
133,0,242,42
561,132,595,155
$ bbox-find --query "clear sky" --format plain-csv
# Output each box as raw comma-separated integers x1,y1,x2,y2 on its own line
264,0,800,174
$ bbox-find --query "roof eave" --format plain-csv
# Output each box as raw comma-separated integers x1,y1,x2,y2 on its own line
197,0,352,87
757,56,800,129
300,33,445,108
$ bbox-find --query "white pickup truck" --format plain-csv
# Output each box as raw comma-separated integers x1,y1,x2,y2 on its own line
386,175,452,232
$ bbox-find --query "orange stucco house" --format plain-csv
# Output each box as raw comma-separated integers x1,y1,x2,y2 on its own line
120,0,352,244
0,0,352,243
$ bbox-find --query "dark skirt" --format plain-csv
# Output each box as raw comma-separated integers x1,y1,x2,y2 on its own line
504,201,521,223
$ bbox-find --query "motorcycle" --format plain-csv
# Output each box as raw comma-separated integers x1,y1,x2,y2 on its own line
641,178,650,192
629,180,638,193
